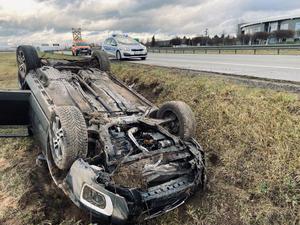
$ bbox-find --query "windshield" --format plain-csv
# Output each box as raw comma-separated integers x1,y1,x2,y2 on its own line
115,36,139,45
76,42,89,46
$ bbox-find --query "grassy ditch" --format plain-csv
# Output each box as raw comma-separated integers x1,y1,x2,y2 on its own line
0,52,299,225
111,63,300,225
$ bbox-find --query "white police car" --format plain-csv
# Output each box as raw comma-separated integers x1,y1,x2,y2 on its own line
102,35,147,60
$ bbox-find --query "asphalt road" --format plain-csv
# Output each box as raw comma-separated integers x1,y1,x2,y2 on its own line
131,53,300,82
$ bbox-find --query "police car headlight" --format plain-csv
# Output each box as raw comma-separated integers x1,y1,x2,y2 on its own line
80,184,113,215
120,46,129,51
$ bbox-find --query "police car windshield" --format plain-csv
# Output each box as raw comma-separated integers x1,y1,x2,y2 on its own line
115,36,138,45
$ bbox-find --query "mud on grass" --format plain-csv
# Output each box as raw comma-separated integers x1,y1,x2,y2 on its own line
112,62,300,225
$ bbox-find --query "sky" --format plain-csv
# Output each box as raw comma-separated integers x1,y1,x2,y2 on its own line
0,0,300,46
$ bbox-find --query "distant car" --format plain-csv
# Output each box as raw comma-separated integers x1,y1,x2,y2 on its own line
35,43,64,52
72,41,92,56
102,35,147,60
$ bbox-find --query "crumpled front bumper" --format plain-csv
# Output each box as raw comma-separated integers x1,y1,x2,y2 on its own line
62,159,130,224
58,138,205,224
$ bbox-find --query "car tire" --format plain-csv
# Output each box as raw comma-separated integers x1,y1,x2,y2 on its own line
49,106,88,170
91,50,111,72
116,50,122,61
141,57,146,60
16,45,40,89
157,101,196,140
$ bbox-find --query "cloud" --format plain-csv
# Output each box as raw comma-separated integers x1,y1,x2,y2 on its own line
0,0,300,46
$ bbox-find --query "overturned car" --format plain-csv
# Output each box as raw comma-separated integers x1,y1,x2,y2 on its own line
0,46,206,224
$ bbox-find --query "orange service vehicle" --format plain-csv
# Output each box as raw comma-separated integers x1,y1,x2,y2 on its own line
71,40,92,56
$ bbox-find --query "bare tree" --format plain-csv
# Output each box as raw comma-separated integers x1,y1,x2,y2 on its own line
170,37,182,46
151,35,156,47
272,30,295,41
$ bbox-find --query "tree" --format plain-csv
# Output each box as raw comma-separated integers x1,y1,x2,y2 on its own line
182,36,188,45
211,35,222,45
252,32,269,41
191,36,207,46
237,34,251,45
151,35,156,47
224,35,236,45
272,30,295,40
170,37,182,46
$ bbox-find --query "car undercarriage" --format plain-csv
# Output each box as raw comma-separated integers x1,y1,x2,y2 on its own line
0,46,206,224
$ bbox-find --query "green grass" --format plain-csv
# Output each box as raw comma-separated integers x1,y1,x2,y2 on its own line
0,52,299,225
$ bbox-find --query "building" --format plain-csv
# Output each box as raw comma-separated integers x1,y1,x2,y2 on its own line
238,16,300,43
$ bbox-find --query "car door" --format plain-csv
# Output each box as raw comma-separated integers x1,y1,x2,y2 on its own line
102,39,113,56
110,39,118,57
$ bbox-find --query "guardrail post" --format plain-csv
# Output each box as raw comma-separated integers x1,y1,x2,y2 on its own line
277,49,280,55
235,49,237,54
193,49,195,54
254,49,256,55
205,49,207,54
218,49,221,54
174,50,176,54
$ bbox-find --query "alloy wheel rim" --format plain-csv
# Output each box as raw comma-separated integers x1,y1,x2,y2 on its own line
50,116,65,163
17,50,27,79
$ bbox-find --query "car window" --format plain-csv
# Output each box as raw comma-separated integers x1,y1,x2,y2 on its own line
111,39,117,46
104,39,111,45
115,36,139,45
76,42,89,46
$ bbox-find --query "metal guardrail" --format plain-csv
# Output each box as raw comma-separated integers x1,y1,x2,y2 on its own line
148,44,300,55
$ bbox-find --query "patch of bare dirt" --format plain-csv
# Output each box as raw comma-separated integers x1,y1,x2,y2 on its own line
0,191,17,213
0,157,10,171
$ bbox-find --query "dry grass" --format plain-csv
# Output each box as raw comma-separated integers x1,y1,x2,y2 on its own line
0,52,299,225
0,52,89,225
112,62,300,225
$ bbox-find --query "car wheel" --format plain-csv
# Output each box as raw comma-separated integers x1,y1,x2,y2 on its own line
16,45,40,89
116,51,122,60
91,50,111,72
49,106,88,170
157,101,196,140
141,57,146,60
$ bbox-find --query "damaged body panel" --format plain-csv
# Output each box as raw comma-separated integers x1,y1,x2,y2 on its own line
0,45,206,224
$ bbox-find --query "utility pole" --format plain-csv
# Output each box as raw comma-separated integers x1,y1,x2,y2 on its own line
205,28,208,45
72,28,82,42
